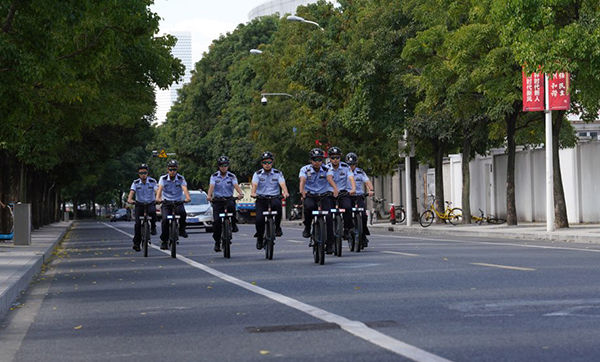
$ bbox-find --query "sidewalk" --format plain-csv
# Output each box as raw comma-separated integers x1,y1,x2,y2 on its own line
282,219,600,244
0,221,72,319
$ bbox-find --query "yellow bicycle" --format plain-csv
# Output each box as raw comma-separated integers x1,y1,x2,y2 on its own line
419,196,462,227
471,208,506,225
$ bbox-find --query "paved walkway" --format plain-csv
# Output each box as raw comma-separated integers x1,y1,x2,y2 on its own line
0,221,72,318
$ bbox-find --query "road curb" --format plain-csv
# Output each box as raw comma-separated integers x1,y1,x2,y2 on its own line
0,221,73,319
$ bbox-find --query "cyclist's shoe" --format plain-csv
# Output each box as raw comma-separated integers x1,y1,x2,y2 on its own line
160,241,168,250
364,237,369,246
214,241,221,252
232,224,239,233
343,229,350,240
302,226,311,238
308,240,314,247
253,232,260,238
326,244,334,254
132,244,141,252
275,226,283,237
151,226,157,235
256,237,263,250
180,230,188,238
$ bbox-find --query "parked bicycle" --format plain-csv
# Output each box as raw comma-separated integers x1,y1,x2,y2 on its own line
472,208,506,225
419,195,462,227
370,197,406,225
129,201,154,257
306,192,332,265
349,195,365,252
254,195,281,260
162,200,184,258
0,201,15,241
330,191,348,257
212,196,236,259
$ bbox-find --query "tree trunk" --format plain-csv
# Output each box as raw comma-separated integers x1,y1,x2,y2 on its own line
461,137,472,224
433,140,445,223
506,111,518,225
410,156,418,222
552,111,569,228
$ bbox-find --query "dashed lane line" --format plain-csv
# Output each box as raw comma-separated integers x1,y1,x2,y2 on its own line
381,251,420,257
470,262,536,271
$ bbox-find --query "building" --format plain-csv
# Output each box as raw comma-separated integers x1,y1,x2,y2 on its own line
155,32,193,125
249,0,327,20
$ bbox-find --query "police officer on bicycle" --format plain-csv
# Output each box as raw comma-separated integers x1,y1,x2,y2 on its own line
207,156,244,252
127,164,158,252
346,152,374,245
250,151,290,250
156,160,191,250
299,148,338,253
326,147,356,239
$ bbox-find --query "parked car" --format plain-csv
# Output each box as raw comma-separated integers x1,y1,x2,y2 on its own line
185,190,213,232
110,208,131,222
236,183,255,223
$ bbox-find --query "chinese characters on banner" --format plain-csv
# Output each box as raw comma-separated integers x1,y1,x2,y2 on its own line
522,71,545,112
548,72,570,110
522,70,570,112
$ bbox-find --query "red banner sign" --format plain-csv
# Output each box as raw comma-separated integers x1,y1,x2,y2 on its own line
522,71,545,112
548,72,570,110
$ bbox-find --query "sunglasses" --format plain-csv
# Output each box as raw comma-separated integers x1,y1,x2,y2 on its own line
330,156,341,160
311,158,323,162
262,160,273,165
168,168,177,172
219,164,229,167
138,171,148,175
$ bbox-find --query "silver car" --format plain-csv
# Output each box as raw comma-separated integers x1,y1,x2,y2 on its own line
185,190,213,232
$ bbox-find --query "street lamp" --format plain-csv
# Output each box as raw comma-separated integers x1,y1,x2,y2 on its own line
286,15,324,31
260,92,295,106
249,49,263,54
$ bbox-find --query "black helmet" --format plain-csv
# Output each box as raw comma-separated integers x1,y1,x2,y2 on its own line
328,146,342,156
167,160,178,168
217,155,230,166
345,152,358,165
138,163,149,170
309,148,325,160
260,151,274,161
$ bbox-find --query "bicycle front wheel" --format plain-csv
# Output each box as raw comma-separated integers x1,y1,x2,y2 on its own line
487,216,506,224
223,218,231,259
143,220,149,257
312,221,319,264
318,217,326,265
419,210,434,227
335,215,342,257
397,208,406,223
265,218,275,260
448,208,463,225
170,220,178,258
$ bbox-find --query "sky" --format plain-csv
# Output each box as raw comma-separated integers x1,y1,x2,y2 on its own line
151,0,268,63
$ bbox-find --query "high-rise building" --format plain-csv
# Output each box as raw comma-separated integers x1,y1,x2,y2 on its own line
248,0,320,20
155,32,193,125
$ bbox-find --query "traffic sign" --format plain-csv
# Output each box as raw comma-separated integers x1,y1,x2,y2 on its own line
158,149,167,158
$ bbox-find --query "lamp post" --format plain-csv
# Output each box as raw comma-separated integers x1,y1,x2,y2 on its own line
286,15,324,31
249,49,263,54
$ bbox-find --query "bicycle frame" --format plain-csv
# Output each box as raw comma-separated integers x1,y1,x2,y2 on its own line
256,195,280,260
135,201,154,257
330,192,347,257
350,195,365,252
213,196,236,259
162,200,183,258
307,192,331,265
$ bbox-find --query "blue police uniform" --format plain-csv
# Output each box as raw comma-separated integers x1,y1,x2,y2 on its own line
159,173,187,201
210,171,238,197
130,177,158,245
252,168,285,242
353,167,370,195
299,164,333,194
210,171,239,243
299,164,334,247
158,173,188,242
326,162,354,230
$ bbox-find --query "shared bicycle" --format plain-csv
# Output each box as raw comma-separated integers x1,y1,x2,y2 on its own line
472,208,506,225
419,195,462,227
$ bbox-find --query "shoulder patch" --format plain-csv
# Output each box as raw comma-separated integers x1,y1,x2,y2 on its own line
213,172,219,177
148,177,156,182
160,175,167,180
273,169,280,173
322,165,329,172
134,179,141,184
341,162,349,167
256,169,263,175
176,174,183,180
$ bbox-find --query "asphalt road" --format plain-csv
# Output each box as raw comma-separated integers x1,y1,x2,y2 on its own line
2,220,600,362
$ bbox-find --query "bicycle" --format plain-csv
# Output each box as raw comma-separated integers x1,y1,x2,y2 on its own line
472,208,506,225
419,195,462,227
330,191,348,257
162,200,184,258
255,195,281,260
349,195,365,252
0,201,15,241
212,196,236,259
130,201,154,257
306,192,332,265
370,197,406,225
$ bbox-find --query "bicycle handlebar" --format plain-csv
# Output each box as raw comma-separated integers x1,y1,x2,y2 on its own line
211,196,236,202
253,195,282,200
306,192,333,198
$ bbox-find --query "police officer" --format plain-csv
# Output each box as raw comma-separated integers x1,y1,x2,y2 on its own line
299,148,338,253
250,151,290,250
326,147,356,239
156,160,191,250
346,152,374,245
207,156,244,252
127,164,158,252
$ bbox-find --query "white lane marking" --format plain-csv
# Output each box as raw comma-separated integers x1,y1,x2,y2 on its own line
102,222,451,362
470,262,535,271
381,251,420,257
286,239,305,244
368,233,600,253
